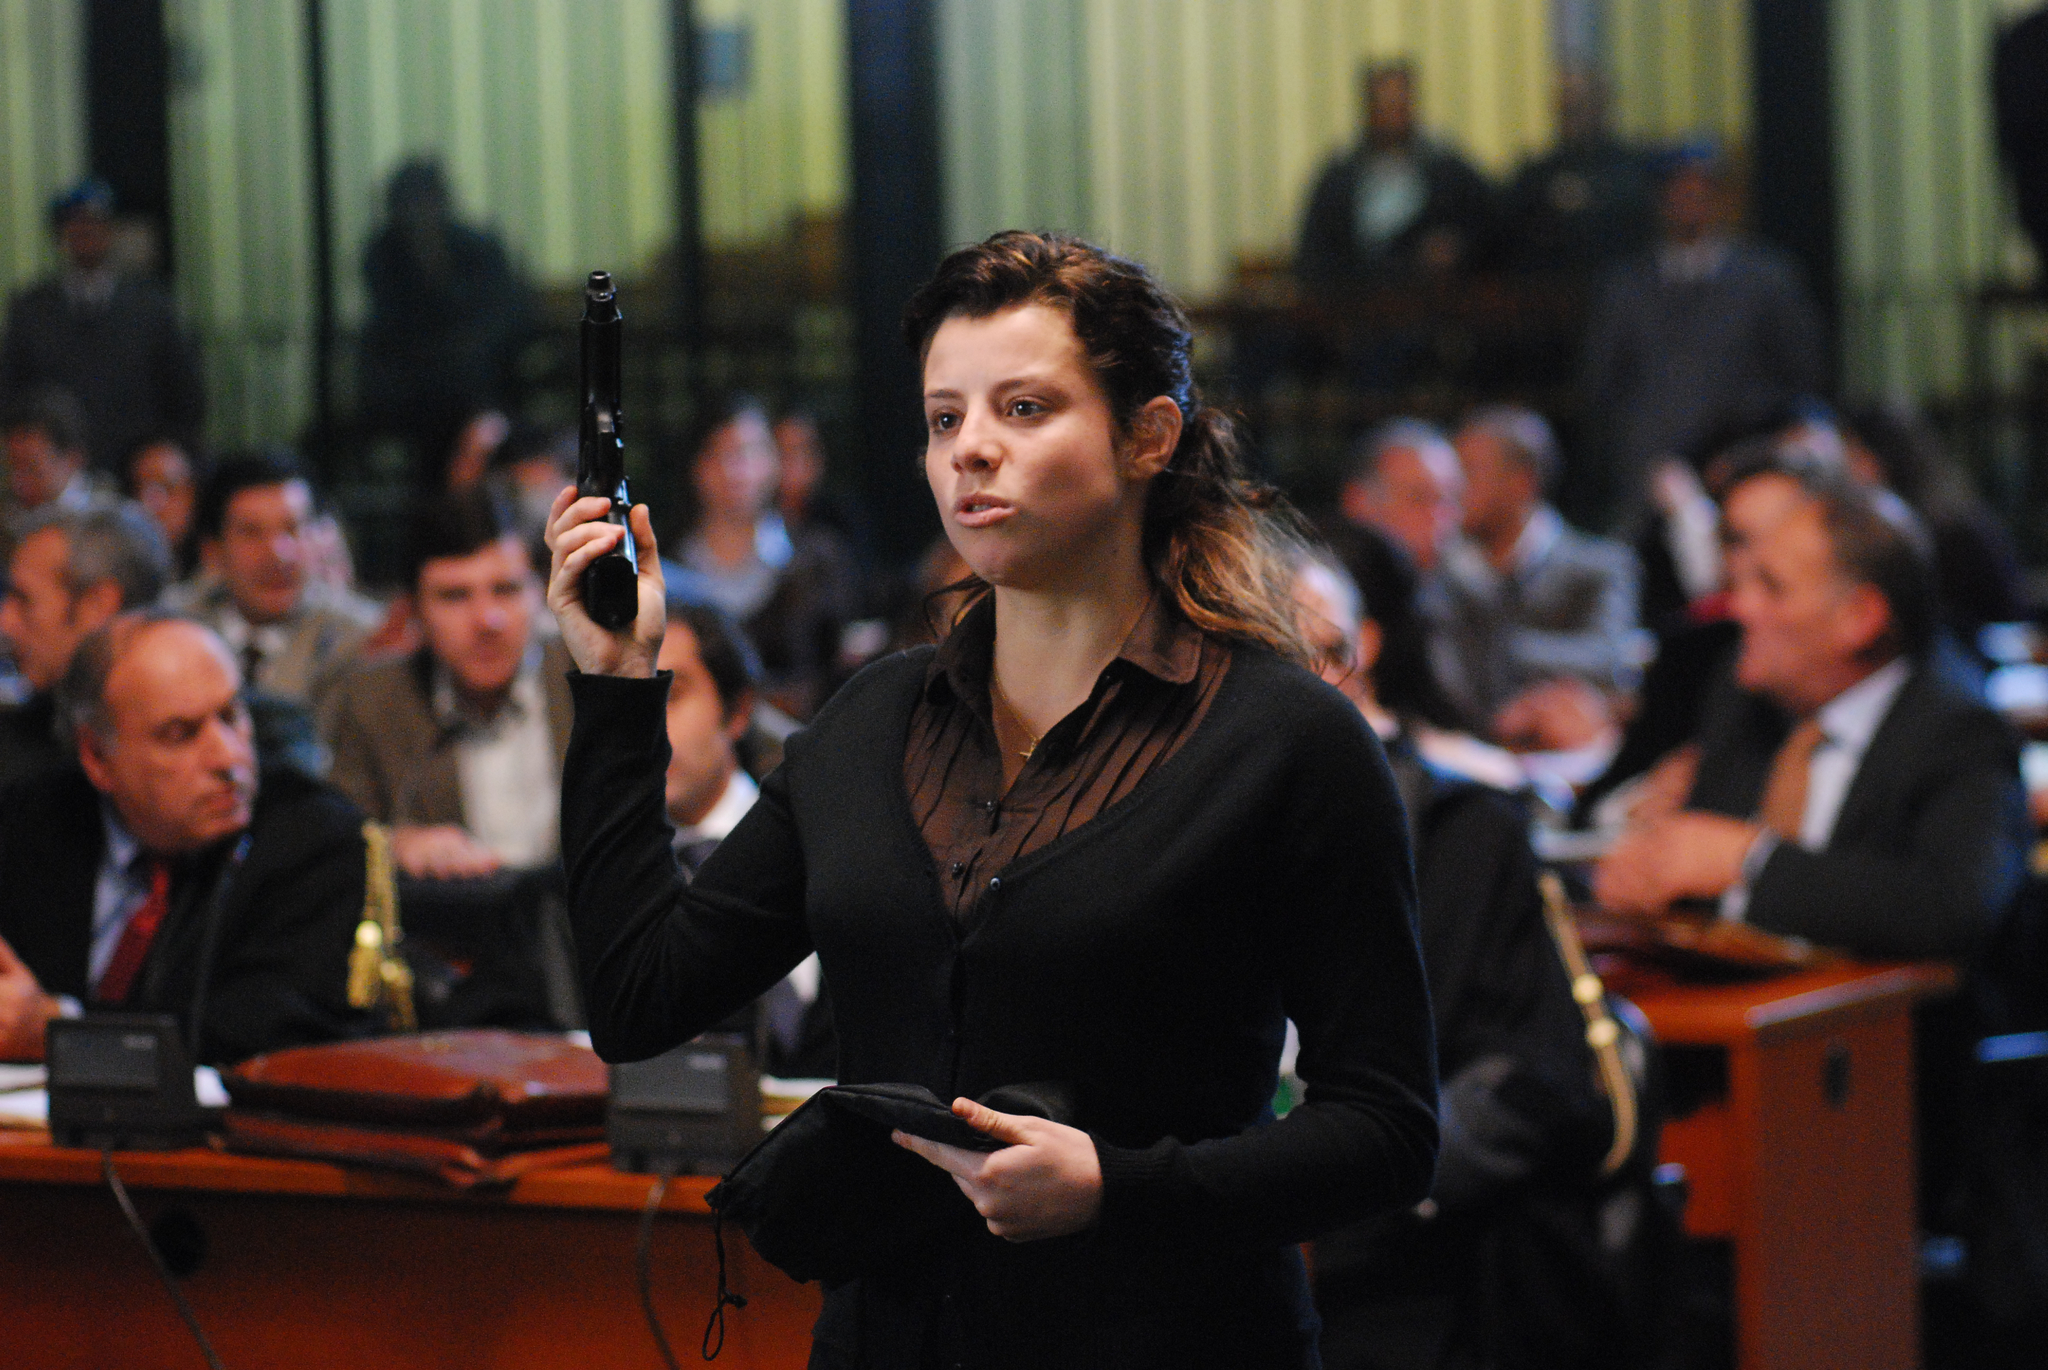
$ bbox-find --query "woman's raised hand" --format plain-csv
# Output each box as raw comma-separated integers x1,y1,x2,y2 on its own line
544,485,666,678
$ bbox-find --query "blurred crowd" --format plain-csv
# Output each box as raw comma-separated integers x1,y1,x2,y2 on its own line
0,39,2046,1365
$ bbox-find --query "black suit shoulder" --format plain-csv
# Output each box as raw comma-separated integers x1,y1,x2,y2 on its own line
187,769,369,1064
0,766,104,999
248,765,368,862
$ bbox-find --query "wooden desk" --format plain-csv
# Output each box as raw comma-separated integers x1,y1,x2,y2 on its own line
1623,961,1957,1370
0,1132,821,1368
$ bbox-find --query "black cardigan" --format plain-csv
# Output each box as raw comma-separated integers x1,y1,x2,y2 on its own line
562,645,1438,1369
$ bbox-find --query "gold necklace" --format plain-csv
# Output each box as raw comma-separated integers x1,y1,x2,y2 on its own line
990,676,1042,762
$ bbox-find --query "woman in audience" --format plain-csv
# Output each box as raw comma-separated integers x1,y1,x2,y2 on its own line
546,230,1436,1368
675,393,862,718
120,433,202,576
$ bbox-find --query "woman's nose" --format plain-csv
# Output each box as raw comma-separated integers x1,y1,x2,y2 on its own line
952,408,1000,471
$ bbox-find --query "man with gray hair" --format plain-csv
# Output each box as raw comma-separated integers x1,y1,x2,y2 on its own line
0,610,366,1063
1325,418,1470,729
0,502,169,786
1437,405,1641,750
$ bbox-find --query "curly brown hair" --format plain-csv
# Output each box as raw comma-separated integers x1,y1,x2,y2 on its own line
902,231,1313,666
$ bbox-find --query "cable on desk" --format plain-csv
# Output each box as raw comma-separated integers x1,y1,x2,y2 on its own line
103,1150,227,1370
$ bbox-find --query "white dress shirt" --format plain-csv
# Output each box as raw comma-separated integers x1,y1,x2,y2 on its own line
438,660,560,869
1722,657,1911,921
671,770,823,1017
672,769,759,847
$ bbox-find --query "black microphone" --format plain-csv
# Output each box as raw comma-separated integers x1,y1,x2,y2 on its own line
577,269,639,630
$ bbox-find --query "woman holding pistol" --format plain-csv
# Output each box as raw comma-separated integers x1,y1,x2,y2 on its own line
546,231,1435,1369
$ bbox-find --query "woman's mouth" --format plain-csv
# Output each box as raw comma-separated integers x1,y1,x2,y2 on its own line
954,495,1014,529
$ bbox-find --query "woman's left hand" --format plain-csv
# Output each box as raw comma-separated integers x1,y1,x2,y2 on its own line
893,1098,1103,1241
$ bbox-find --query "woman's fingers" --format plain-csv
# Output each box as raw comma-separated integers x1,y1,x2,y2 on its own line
555,523,627,579
950,1098,1037,1146
629,502,661,566
891,1130,986,1180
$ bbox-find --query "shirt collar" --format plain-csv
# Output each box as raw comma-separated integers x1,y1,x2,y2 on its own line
674,769,759,845
1658,235,1732,282
100,800,140,876
1441,504,1563,589
924,590,1205,706
431,641,544,733
1509,504,1563,576
1814,656,1911,756
63,267,117,309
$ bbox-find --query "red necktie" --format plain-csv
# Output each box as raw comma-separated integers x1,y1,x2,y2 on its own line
97,858,170,1005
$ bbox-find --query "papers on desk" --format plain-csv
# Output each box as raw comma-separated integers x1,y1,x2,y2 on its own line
0,1065,45,1130
1531,826,1620,864
0,1065,228,1130
0,1064,44,1093
1989,662,2048,722
760,1076,833,1131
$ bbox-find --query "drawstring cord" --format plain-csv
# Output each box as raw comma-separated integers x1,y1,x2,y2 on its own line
703,1208,749,1360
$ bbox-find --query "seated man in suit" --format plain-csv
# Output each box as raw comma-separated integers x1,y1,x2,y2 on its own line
321,487,572,880
1320,419,1470,731
658,585,833,1078
165,447,382,708
1594,465,2028,960
1292,550,1612,1369
0,502,169,786
1437,405,1640,752
0,611,367,1064
661,588,763,875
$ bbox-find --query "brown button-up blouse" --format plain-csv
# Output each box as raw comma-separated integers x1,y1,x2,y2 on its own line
904,591,1232,920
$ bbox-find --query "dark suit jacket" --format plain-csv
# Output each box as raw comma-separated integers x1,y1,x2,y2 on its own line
1317,739,1608,1370
319,639,574,830
0,275,205,472
0,766,368,1065
1579,238,1825,510
1296,140,1497,284
1315,517,1468,731
1995,6,2048,277
0,693,66,791
1687,655,2029,960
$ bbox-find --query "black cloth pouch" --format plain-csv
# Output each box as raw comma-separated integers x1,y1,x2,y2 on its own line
706,1081,1074,1286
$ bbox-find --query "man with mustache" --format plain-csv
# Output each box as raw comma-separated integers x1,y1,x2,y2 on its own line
0,611,367,1064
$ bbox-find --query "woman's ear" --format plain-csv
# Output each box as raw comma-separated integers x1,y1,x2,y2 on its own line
1124,397,1183,480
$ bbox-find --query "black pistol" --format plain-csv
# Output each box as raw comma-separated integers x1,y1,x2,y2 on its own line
578,269,639,630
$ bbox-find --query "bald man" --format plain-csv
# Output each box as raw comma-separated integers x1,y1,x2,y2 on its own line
0,611,367,1064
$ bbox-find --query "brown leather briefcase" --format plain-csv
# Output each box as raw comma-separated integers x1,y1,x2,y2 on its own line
221,1030,610,1187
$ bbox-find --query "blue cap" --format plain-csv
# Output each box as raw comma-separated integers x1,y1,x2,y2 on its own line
48,177,115,227
1654,138,1724,179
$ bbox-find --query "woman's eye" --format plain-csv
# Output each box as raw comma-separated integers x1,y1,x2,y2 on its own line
928,411,958,433
1008,398,1043,418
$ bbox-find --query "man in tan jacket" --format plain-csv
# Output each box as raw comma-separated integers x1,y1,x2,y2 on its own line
320,488,571,880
